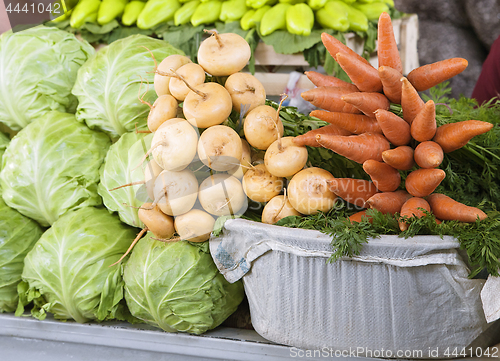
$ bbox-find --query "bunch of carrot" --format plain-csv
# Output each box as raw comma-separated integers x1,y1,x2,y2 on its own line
296,12,493,231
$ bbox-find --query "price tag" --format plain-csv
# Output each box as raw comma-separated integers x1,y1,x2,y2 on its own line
3,0,77,32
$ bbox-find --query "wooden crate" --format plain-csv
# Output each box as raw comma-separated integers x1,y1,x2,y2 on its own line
249,14,419,96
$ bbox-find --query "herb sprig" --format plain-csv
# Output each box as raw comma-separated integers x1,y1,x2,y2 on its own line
277,206,500,278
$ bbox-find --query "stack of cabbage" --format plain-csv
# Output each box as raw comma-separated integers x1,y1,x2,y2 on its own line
0,26,243,333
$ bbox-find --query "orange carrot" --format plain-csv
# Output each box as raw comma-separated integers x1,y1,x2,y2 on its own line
310,110,382,135
427,193,487,222
321,32,371,65
316,133,390,163
433,119,494,153
378,66,403,104
405,168,445,197
349,210,373,223
413,141,444,169
401,77,425,125
301,87,361,113
398,197,431,231
304,71,359,92
335,52,383,93
327,178,378,207
410,100,437,142
293,124,351,147
374,109,411,146
362,159,401,192
377,12,403,74
381,146,415,171
407,58,468,92
365,190,412,214
341,92,390,118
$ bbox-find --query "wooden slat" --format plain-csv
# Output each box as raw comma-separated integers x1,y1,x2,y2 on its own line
400,14,420,74
253,43,309,67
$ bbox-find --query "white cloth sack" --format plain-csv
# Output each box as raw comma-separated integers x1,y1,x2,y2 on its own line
210,219,493,358
481,275,500,323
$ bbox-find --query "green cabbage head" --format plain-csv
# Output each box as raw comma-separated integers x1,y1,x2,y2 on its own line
124,234,244,334
0,111,111,227
0,26,94,131
98,131,153,228
0,199,43,313
18,207,137,323
72,35,184,140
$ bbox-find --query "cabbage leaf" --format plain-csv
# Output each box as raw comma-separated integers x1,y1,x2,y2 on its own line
0,26,94,131
124,234,244,334
18,207,137,322
72,35,184,140
0,199,43,313
99,131,153,228
0,111,111,227
0,132,9,172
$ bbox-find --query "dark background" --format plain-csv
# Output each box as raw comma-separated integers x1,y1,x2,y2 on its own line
1,0,70,32
395,0,500,99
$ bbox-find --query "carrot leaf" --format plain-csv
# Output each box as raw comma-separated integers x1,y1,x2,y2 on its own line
277,201,500,277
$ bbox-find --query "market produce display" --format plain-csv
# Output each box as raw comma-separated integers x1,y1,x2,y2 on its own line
0,25,244,332
1,9,500,351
